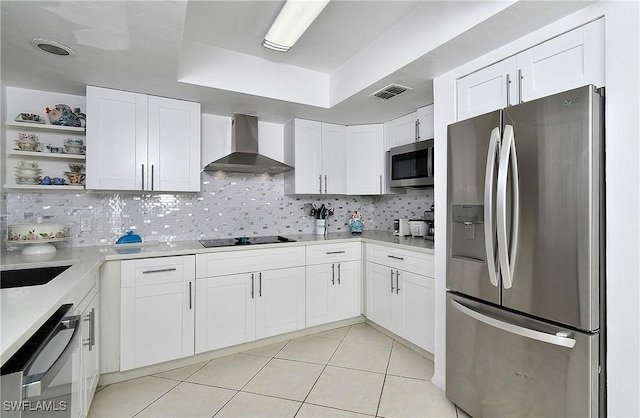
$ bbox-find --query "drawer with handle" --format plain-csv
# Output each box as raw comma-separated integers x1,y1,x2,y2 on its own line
306,242,361,265
366,243,433,277
121,255,195,288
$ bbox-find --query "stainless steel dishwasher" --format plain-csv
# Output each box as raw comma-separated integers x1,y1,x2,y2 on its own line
1,304,82,418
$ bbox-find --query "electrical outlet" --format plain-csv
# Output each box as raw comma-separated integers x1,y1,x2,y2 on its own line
80,218,91,232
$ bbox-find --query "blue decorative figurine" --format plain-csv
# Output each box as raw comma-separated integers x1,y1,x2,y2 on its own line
349,211,364,234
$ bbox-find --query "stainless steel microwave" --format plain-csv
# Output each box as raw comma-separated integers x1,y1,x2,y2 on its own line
389,139,434,187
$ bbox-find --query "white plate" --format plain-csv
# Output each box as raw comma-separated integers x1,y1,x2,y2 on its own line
8,237,68,244
15,180,41,185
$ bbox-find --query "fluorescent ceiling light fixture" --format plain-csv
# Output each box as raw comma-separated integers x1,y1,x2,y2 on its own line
262,0,330,52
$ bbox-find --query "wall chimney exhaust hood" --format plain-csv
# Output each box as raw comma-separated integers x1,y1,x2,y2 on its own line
204,114,294,174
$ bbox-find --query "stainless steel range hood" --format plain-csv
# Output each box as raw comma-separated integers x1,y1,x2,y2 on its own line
204,114,294,174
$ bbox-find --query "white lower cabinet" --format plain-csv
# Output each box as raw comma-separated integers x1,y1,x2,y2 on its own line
366,244,434,352
120,256,195,371
195,248,306,354
80,287,100,416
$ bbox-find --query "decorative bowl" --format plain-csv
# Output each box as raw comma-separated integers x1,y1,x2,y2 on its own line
16,168,42,176
63,145,85,155
8,223,68,241
15,141,40,151
19,133,38,142
17,160,38,169
64,171,86,184
68,162,86,173
64,138,84,147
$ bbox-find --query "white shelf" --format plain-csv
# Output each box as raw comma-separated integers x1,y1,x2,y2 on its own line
5,184,85,191
6,121,85,133
7,150,86,160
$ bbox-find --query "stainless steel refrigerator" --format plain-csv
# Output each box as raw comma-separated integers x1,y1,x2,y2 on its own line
446,85,605,417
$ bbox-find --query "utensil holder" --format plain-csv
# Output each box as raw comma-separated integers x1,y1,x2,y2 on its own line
315,219,326,235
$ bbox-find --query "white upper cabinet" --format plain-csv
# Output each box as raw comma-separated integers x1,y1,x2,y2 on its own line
456,19,604,121
346,124,385,195
86,86,201,192
386,111,417,150
284,119,346,194
416,104,434,142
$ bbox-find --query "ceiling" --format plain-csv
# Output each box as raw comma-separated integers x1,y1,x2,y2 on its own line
1,1,595,125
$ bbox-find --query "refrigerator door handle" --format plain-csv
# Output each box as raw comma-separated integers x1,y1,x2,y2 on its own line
497,124,520,289
450,299,576,348
484,127,501,287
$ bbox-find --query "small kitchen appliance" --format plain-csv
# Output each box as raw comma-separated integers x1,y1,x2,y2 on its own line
388,139,434,188
423,207,434,241
393,219,411,236
408,220,428,237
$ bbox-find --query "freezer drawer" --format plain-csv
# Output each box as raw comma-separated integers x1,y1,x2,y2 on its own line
446,293,599,418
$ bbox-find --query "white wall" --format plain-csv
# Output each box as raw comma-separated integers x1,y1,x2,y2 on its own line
432,2,640,416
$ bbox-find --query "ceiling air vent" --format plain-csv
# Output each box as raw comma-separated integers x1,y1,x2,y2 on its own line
370,84,412,100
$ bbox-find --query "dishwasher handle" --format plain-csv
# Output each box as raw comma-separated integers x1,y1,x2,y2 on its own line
22,315,82,398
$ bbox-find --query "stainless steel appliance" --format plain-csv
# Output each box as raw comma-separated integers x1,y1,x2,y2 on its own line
393,219,411,236
408,220,428,237
1,304,82,417
423,209,434,241
446,85,605,417
389,139,434,187
199,235,296,248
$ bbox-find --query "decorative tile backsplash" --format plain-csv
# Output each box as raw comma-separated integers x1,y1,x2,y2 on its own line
4,172,433,249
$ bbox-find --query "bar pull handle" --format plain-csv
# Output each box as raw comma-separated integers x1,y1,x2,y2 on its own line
427,146,434,177
142,268,177,274
326,250,345,255
506,73,511,106
141,164,145,190
319,175,322,194
387,255,404,261
337,263,341,285
151,165,155,191
484,127,501,287
379,175,383,194
325,175,328,194
518,69,523,104
390,270,395,293
497,125,519,290
259,272,262,297
450,299,576,348
395,270,400,294
88,308,96,350
415,119,420,142
188,281,193,309
331,264,335,285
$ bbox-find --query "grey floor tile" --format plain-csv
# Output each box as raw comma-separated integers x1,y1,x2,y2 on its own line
136,382,236,417
186,353,270,390
377,375,456,418
343,323,393,347
313,326,351,340
152,361,208,381
242,340,289,358
328,339,391,373
387,341,434,380
243,358,324,401
215,391,301,417
296,403,372,417
276,335,341,364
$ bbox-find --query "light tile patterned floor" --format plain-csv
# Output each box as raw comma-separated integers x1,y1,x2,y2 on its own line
89,324,463,418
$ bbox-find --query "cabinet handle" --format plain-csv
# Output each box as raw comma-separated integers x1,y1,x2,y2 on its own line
141,164,145,190
259,272,262,297
142,268,177,274
390,270,395,293
251,273,255,299
337,263,341,284
319,175,322,194
324,175,328,194
151,165,155,191
379,175,383,194
396,270,400,294
506,73,511,106
415,119,420,142
427,146,433,178
518,69,523,104
387,255,405,261
326,250,345,255
189,281,192,310
331,263,335,285
84,308,96,351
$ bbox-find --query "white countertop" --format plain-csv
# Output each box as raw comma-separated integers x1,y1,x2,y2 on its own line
1,231,432,365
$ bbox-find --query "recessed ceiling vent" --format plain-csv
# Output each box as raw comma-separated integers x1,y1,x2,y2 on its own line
370,84,412,100
29,39,76,56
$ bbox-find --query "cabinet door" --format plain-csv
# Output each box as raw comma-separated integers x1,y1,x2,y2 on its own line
82,291,100,415
287,119,322,194
321,122,347,194
333,261,362,322
517,19,604,103
148,96,201,192
456,56,517,121
396,270,434,352
346,124,384,195
86,86,148,190
366,262,395,331
416,105,434,141
305,264,333,327
387,112,417,149
195,273,256,353
255,267,305,339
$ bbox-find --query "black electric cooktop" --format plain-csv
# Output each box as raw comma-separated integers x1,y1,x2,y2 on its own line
199,235,296,248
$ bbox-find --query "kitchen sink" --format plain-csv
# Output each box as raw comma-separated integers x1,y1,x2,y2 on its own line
0,265,72,289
